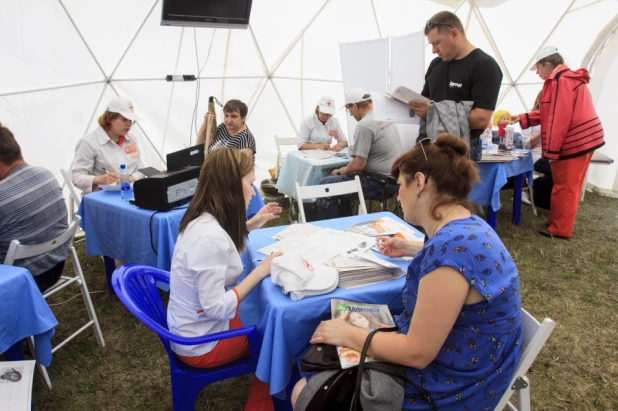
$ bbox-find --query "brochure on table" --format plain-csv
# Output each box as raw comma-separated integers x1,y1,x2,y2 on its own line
0,360,36,411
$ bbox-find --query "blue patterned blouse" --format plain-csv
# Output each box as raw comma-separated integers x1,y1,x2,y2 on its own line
395,215,522,410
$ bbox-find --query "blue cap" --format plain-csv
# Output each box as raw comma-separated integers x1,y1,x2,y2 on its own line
120,164,126,169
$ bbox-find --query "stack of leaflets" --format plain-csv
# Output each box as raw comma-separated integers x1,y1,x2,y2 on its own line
260,227,406,290
331,299,395,369
326,249,405,288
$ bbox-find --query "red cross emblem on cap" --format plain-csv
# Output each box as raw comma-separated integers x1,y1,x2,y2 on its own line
326,101,332,106
128,104,134,112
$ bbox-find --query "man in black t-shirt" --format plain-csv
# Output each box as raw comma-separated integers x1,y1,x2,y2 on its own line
409,11,503,161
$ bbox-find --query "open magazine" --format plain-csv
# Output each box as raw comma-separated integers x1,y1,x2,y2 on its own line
331,299,395,369
345,216,424,240
387,85,430,105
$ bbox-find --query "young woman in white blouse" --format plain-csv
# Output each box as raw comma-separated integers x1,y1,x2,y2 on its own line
297,97,348,152
167,147,281,410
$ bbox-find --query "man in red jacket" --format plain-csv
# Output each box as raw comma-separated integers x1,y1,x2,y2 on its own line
512,46,604,239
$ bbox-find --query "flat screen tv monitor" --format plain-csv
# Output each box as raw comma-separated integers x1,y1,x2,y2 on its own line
161,0,253,29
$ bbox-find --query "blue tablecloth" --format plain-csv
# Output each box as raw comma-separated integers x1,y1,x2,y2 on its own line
275,150,350,197
470,150,534,211
0,265,58,366
237,211,416,400
77,185,265,271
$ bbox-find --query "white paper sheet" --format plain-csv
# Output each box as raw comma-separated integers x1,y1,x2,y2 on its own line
0,360,36,411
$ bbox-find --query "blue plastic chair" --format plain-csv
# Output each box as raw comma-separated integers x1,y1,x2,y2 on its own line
112,264,262,410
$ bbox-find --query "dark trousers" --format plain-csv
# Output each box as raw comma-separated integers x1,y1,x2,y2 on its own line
315,174,398,220
33,260,65,293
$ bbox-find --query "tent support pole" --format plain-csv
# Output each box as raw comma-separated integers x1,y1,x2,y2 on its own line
58,0,107,78
514,0,577,83
109,0,160,79
161,28,185,155
0,81,104,97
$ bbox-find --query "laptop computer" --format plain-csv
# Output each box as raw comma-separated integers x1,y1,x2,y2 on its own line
166,144,205,172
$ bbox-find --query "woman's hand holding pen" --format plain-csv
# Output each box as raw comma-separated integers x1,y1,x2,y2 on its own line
93,171,118,185
376,236,423,258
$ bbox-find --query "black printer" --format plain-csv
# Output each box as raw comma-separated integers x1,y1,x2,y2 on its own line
132,166,200,211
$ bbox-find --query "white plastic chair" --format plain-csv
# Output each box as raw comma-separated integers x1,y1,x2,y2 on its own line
3,215,105,390
494,308,556,411
274,135,297,179
294,175,368,223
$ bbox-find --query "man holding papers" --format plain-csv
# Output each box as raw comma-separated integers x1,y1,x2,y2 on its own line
315,88,403,220
409,11,502,161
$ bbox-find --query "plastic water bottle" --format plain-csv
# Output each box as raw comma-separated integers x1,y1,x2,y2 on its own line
119,164,132,202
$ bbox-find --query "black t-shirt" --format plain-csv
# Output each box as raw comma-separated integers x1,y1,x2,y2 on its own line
421,48,503,139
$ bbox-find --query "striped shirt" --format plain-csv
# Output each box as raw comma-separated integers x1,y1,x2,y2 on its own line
208,124,257,161
0,164,69,276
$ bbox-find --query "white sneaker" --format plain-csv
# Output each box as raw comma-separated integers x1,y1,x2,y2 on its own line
521,190,531,205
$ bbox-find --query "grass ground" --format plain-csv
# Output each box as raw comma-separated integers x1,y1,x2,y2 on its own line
16,192,618,410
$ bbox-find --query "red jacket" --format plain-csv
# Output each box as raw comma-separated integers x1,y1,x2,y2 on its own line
519,65,604,160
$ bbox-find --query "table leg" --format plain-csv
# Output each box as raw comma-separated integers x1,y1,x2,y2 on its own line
487,206,497,230
4,341,25,361
512,174,523,225
103,256,116,294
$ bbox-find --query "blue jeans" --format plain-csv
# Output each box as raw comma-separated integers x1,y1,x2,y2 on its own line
315,174,398,220
470,137,482,162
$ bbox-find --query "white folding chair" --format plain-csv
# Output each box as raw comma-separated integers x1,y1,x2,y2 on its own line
3,215,105,390
60,168,85,241
274,135,298,179
60,168,81,220
294,175,368,223
494,308,556,411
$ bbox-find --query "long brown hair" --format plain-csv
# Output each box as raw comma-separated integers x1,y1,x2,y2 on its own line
392,133,479,220
178,147,253,251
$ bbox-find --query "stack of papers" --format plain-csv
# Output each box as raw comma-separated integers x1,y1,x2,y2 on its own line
480,151,521,162
258,226,406,290
326,250,405,289
301,149,336,160
272,224,324,241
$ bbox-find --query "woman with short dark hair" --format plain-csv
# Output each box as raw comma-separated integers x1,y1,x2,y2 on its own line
293,134,523,410
196,99,257,161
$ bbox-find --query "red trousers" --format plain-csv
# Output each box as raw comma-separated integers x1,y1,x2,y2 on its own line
547,152,593,238
177,313,274,411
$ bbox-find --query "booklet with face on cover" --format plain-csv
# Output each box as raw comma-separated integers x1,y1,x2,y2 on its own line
331,299,395,369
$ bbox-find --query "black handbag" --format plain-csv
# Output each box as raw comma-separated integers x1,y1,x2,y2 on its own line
299,327,438,411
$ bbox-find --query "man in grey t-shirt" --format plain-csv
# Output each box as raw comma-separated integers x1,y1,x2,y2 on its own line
315,89,403,220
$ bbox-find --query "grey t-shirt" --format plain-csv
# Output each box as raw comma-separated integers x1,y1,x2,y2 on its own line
350,111,403,175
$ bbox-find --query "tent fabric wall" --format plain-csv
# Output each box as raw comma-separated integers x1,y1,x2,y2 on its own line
1,0,617,191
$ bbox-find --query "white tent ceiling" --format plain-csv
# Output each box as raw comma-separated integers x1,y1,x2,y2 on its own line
1,0,617,191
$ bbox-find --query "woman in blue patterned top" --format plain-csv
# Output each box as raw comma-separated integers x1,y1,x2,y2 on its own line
293,133,522,410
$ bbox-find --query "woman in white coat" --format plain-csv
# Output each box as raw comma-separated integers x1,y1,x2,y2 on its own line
297,97,348,152
72,96,145,194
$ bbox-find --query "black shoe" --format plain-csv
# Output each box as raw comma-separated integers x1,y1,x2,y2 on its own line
539,229,570,240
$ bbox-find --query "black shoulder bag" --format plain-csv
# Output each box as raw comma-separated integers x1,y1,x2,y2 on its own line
300,327,438,411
